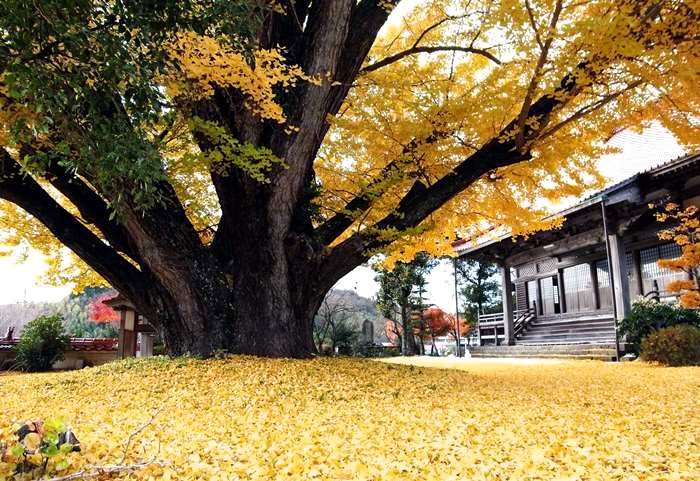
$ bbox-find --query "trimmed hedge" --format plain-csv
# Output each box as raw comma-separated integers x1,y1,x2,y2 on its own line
641,325,700,366
620,299,700,354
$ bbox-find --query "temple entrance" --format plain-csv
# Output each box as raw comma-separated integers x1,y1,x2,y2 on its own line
539,276,561,316
563,263,596,313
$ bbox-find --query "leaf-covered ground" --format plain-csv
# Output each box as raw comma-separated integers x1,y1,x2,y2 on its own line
1,356,698,481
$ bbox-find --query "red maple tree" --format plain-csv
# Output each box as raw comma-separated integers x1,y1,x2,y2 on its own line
88,292,120,324
384,307,471,345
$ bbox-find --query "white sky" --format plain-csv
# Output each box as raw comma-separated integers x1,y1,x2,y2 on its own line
0,135,687,308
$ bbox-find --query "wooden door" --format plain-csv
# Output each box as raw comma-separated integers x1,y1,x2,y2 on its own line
539,277,557,316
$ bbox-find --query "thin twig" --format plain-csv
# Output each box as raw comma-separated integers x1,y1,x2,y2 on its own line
118,405,165,465
514,0,564,149
41,460,166,481
361,45,501,74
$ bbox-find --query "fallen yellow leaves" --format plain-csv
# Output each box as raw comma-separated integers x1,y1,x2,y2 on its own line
1,357,698,480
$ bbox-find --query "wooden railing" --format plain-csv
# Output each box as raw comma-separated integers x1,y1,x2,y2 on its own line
476,308,536,345
513,307,536,337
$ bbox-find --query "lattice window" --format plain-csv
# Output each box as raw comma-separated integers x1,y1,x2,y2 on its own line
540,278,552,298
526,281,538,310
564,264,593,292
563,263,595,312
537,257,557,273
596,259,610,288
640,243,682,280
518,263,536,277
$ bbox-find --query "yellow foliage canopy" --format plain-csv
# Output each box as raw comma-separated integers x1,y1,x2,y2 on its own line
316,0,700,263
1,0,699,284
656,203,700,308
1,357,698,480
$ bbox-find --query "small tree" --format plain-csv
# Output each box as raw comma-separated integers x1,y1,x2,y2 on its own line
374,253,436,356
14,315,70,372
655,203,700,307
421,307,454,354
457,259,501,320
88,292,120,324
59,287,119,338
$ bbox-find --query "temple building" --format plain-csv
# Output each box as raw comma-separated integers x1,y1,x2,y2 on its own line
455,153,699,359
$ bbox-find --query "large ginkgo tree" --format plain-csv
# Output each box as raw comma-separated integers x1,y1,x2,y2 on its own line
0,0,698,356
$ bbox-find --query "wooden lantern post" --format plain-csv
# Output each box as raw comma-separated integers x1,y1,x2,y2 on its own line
104,295,156,359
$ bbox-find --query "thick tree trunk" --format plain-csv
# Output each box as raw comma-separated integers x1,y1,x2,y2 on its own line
229,260,320,358
130,230,323,358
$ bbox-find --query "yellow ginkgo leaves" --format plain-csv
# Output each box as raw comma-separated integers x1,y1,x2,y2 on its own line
166,32,315,124
1,356,698,481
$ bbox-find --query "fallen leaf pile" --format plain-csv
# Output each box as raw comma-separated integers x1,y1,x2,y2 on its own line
1,356,698,480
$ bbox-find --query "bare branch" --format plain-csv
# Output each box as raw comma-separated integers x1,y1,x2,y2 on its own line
41,461,165,481
538,78,645,140
119,405,165,465
514,0,564,149
361,45,501,74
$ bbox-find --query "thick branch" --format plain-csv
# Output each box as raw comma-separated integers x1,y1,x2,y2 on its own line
0,150,145,296
265,0,356,230
39,157,141,262
326,0,400,117
318,62,589,288
361,45,501,74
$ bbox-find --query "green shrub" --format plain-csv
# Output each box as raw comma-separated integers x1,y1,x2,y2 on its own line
15,315,70,372
641,325,700,366
620,299,700,354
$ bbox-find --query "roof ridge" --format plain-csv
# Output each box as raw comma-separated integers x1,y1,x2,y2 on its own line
455,151,699,253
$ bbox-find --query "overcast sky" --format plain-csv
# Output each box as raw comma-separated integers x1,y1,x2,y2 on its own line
0,124,688,307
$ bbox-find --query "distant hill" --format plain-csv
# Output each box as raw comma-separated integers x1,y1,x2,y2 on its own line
0,287,117,338
323,289,388,343
0,301,57,336
326,289,379,318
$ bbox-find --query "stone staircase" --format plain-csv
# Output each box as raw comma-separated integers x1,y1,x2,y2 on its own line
470,313,619,360
517,314,617,346
468,343,618,361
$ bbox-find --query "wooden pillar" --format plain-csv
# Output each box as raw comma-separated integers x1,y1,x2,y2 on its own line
630,249,643,297
608,234,631,320
557,269,567,313
500,265,515,345
118,309,137,359
117,310,126,359
590,262,600,310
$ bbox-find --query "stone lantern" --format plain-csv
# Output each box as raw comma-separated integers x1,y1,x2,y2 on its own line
104,295,156,359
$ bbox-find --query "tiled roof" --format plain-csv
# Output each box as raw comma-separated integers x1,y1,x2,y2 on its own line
455,152,699,254
0,338,118,352
573,152,699,207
